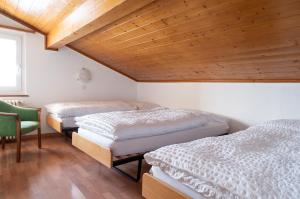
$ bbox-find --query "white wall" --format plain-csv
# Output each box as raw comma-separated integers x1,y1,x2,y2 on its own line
1,15,137,133
25,33,136,133
138,83,300,132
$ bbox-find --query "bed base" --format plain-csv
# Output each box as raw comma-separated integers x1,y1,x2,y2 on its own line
63,127,78,138
46,115,78,138
113,154,143,182
142,173,191,199
72,132,144,182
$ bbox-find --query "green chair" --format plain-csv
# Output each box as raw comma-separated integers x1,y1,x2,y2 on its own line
0,100,41,162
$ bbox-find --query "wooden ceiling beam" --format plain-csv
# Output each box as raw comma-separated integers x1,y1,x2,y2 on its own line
46,0,154,49
0,24,35,33
0,8,45,34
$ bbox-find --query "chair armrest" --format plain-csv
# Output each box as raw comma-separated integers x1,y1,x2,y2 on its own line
0,112,20,136
21,106,41,112
0,112,19,118
11,106,40,121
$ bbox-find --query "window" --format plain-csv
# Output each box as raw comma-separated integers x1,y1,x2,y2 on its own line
0,31,24,95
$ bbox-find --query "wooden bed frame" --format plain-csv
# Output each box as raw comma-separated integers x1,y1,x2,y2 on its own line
72,132,144,181
47,114,144,181
46,114,63,133
50,114,229,182
142,173,191,199
72,132,112,167
46,114,78,137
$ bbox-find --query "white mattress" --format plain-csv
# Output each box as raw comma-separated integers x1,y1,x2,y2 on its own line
151,166,206,199
77,121,228,156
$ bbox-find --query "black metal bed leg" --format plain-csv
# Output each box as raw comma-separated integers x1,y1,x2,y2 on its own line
63,130,68,140
136,158,142,182
62,127,78,139
112,156,144,182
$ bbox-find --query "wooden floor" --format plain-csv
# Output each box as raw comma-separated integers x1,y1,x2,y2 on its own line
0,135,149,199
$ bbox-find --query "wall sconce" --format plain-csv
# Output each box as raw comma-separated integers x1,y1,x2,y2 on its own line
76,67,92,89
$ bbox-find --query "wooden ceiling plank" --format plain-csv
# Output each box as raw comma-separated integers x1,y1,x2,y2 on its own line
71,0,206,49
15,0,35,19
98,0,205,44
32,1,75,32
98,0,254,47
73,0,218,49
110,1,300,50
83,0,167,41
35,0,74,33
16,0,49,31
109,20,300,57
82,30,299,67
46,0,154,49
72,1,203,48
40,0,84,32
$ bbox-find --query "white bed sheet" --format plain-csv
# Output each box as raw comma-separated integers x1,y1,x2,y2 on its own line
77,121,228,156
151,166,206,199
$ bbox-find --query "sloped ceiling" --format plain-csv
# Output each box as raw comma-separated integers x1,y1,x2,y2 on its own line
0,0,300,82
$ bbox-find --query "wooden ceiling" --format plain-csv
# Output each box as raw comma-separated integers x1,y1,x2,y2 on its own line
0,0,300,82
0,0,83,33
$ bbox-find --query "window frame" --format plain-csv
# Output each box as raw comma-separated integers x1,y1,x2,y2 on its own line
0,29,26,96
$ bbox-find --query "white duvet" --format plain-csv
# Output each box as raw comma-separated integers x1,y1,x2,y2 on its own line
145,120,300,199
75,108,218,141
45,100,160,118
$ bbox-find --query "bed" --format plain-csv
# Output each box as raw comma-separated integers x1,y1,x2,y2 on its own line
143,119,300,199
45,100,159,134
72,107,229,181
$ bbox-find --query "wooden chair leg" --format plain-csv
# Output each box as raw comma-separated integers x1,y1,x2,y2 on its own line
2,136,5,150
37,109,42,149
16,118,21,163
38,127,41,149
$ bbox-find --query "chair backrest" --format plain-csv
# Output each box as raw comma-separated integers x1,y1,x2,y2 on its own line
0,100,15,113
1,99,23,106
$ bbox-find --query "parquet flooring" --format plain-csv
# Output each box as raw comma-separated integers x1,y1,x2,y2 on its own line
0,135,149,199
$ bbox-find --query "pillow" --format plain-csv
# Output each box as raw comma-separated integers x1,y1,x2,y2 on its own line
127,101,161,110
